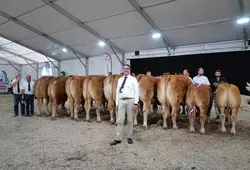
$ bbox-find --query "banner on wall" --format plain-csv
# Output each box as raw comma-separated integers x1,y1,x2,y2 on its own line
42,61,52,76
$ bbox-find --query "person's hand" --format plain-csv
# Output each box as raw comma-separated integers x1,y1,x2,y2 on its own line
133,104,138,112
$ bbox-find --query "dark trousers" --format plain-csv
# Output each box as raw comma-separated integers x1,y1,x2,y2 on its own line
13,94,25,116
25,94,34,116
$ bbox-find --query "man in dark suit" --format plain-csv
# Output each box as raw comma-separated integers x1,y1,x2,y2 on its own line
210,70,227,119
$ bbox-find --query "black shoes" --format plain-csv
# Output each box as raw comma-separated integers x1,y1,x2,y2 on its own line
110,140,121,146
127,138,133,144
110,138,133,145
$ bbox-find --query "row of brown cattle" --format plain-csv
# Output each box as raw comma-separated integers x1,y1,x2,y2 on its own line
34,74,241,135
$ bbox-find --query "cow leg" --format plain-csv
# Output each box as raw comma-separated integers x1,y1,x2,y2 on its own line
51,103,58,120
219,107,226,133
230,108,238,135
44,98,50,116
143,100,151,129
95,100,102,123
133,105,139,126
108,100,115,124
162,105,170,129
36,98,43,116
199,108,207,134
85,98,91,121
153,102,158,115
187,106,195,133
61,101,66,110
171,105,179,129
46,99,53,116
73,99,81,121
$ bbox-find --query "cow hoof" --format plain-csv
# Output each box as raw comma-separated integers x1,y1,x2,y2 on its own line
96,120,102,123
143,125,148,130
163,125,168,129
231,129,236,135
70,117,74,120
51,117,56,121
74,119,80,122
86,119,91,122
189,128,195,133
173,126,178,130
110,120,115,124
200,128,205,134
36,114,42,117
221,127,226,133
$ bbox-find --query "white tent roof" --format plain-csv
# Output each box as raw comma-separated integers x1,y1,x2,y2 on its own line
0,0,249,64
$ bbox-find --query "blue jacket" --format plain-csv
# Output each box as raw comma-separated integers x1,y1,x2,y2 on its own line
210,76,227,92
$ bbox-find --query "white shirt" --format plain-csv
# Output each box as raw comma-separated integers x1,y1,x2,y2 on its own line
116,75,139,105
192,75,210,85
11,79,24,94
22,81,35,95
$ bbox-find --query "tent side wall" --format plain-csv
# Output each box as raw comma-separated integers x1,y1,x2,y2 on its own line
0,64,21,82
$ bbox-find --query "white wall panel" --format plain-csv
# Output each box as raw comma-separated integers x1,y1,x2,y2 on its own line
136,0,174,7
0,21,38,41
74,43,113,56
55,0,134,22
0,16,7,24
86,11,152,38
21,36,61,52
111,33,165,51
163,21,243,46
145,0,239,29
18,5,76,34
60,59,86,75
50,26,98,46
0,0,44,17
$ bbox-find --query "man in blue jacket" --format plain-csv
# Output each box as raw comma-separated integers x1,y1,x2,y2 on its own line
210,70,227,119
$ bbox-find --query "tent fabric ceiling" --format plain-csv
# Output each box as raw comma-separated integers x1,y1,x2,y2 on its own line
0,0,249,64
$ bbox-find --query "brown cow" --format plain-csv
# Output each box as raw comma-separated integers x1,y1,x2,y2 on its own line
157,75,192,129
69,76,86,120
83,75,106,122
34,76,55,116
215,83,241,135
103,74,122,124
186,84,212,134
134,75,159,129
48,76,72,119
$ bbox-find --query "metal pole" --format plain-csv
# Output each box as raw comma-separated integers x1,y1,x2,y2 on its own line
72,51,86,68
36,63,39,79
7,61,20,72
239,0,249,49
86,58,89,75
110,46,122,65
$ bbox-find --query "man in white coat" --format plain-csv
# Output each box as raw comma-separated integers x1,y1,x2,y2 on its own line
110,64,139,145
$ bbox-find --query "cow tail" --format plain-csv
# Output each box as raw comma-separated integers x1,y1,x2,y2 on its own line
84,76,91,110
108,75,116,111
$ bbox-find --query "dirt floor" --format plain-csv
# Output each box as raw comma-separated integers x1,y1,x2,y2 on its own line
0,94,250,170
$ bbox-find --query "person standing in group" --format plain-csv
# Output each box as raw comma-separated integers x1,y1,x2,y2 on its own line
146,71,152,76
11,74,25,117
110,64,139,145
183,69,193,82
211,70,227,119
192,67,210,85
22,75,35,117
